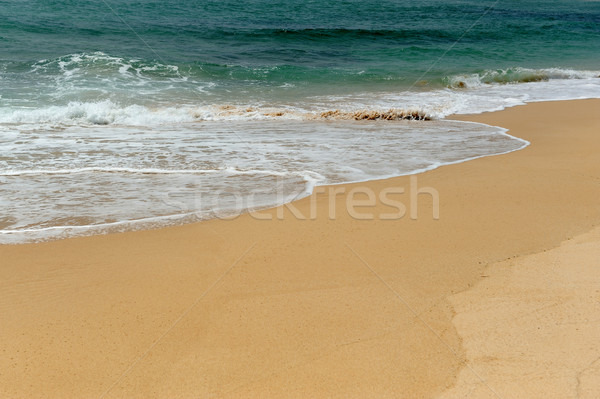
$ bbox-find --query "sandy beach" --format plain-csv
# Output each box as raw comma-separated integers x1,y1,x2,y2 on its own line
1,99,599,398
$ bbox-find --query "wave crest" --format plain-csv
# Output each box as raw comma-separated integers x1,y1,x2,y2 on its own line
446,67,600,89
0,101,432,126
31,52,182,79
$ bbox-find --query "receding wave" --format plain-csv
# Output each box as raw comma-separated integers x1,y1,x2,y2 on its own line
446,67,600,89
0,167,296,177
1,118,526,244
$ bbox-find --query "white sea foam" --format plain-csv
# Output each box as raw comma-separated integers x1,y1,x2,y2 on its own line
1,67,598,244
310,71,600,119
446,67,599,88
1,119,525,244
1,68,598,127
0,166,296,177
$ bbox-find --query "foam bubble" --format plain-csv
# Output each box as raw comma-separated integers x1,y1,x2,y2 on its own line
0,119,525,244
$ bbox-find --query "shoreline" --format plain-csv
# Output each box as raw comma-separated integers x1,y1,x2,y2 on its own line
1,118,528,246
7,87,600,246
1,99,600,397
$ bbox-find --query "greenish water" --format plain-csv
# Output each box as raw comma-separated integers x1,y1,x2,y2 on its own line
1,0,599,106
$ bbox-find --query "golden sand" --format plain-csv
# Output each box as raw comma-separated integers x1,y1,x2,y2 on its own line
439,226,600,399
1,99,599,398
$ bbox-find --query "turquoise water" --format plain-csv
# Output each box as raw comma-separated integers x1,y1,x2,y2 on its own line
1,0,599,105
1,0,599,242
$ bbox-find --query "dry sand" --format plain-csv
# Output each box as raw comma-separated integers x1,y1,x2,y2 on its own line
439,226,600,399
1,99,599,398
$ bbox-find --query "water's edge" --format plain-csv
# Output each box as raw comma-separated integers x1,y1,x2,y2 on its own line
0,116,531,245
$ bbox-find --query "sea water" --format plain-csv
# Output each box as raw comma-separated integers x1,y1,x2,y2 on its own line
1,0,599,243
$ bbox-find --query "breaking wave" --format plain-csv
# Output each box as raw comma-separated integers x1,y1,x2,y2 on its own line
0,101,433,126
446,67,600,89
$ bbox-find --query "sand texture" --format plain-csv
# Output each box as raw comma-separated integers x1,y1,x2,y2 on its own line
1,99,599,398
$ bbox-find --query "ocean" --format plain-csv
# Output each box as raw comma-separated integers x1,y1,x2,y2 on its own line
1,0,599,243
